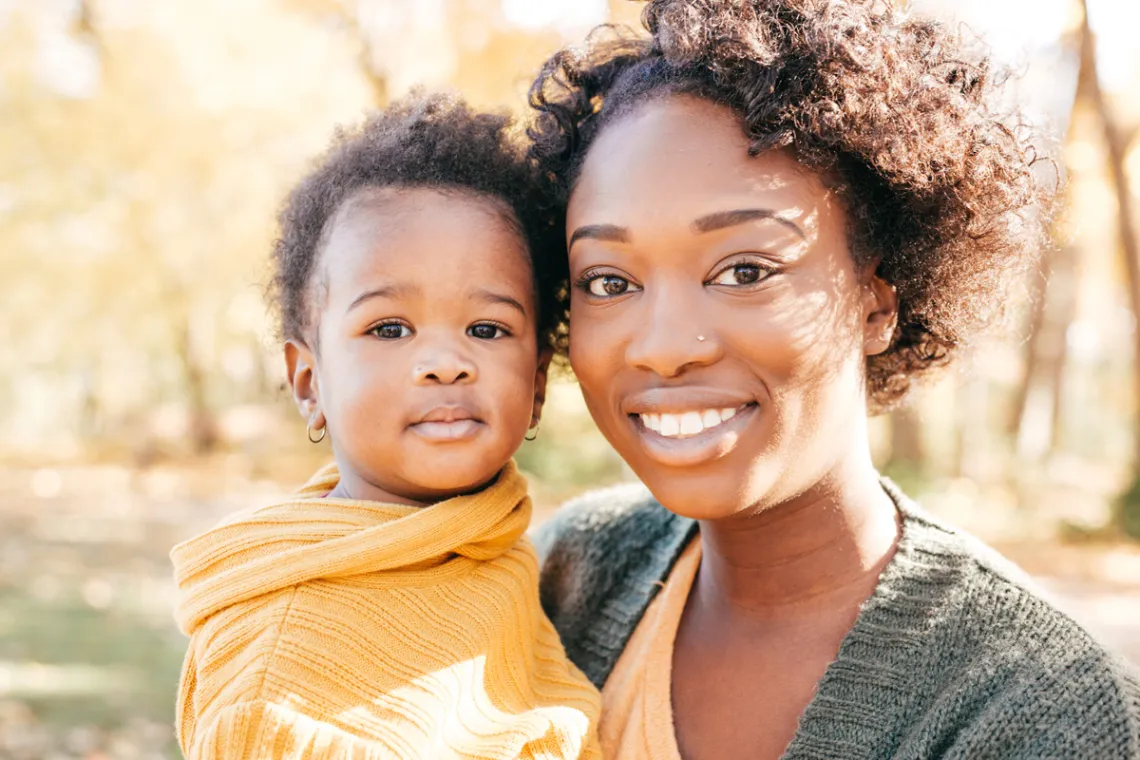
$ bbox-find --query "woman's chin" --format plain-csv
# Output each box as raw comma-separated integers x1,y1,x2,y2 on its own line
638,473,762,522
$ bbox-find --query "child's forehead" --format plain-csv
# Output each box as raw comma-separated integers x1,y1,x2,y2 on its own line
318,186,535,299
333,185,516,232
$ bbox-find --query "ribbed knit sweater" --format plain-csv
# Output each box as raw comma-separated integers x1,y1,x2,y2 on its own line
172,461,601,760
533,480,1140,759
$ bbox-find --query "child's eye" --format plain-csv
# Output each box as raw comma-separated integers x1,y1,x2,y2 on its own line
468,323,508,340
707,260,773,287
580,273,641,298
370,322,412,340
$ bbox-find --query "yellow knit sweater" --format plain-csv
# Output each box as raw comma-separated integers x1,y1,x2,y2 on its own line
172,461,601,759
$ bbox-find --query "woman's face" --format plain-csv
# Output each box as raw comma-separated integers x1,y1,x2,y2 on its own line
566,95,896,520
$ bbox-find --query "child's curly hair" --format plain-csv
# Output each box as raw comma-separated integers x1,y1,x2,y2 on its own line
529,0,1052,410
271,92,566,351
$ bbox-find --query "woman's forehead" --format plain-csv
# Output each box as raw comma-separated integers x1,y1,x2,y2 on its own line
569,95,835,226
568,96,842,248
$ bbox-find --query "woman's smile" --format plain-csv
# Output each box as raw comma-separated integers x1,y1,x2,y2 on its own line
620,385,760,466
628,401,759,467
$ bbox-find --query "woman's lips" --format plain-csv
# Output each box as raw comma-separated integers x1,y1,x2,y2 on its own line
627,402,758,467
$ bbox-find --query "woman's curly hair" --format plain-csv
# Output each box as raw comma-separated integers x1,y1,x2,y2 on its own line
271,92,565,351
528,0,1052,410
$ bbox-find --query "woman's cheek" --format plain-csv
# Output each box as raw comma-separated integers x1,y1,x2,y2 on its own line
568,307,617,375
769,275,865,366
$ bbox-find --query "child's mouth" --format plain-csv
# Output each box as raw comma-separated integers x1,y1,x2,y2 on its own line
409,419,483,442
409,406,484,442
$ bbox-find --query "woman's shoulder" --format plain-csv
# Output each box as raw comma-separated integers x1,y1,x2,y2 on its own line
875,483,1140,755
888,481,1129,664
531,483,697,687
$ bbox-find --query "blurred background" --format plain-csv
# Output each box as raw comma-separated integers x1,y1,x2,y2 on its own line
3,0,1140,757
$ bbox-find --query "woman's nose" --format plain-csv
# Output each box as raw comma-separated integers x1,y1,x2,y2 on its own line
624,285,720,377
412,342,478,385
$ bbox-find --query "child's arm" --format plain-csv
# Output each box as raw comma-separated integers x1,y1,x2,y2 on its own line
184,699,373,760
177,589,327,759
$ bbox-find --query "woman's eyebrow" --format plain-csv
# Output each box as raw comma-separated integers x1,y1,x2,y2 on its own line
568,224,630,248
692,208,806,239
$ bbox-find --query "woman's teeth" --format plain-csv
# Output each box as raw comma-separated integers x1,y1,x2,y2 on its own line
639,408,739,438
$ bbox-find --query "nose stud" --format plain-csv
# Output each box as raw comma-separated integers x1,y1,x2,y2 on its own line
697,335,706,342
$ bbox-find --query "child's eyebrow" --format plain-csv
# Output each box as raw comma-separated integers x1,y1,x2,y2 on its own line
347,284,417,313
474,288,528,318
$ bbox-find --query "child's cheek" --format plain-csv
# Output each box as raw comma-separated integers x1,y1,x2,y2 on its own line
333,350,404,435
489,353,540,435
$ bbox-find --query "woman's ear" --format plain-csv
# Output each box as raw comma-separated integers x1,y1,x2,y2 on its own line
862,270,898,357
530,348,555,427
285,339,325,432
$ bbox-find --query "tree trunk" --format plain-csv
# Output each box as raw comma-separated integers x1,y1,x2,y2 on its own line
1008,257,1051,439
1080,0,1140,462
1046,246,1081,449
1013,243,1081,460
176,318,219,454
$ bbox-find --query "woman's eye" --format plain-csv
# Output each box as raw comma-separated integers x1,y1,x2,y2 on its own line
710,263,766,287
587,275,635,297
371,323,412,340
468,323,507,340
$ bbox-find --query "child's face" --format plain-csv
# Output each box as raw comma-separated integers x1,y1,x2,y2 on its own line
287,187,549,504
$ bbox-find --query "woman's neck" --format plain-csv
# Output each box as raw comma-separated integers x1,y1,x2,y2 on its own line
695,453,901,620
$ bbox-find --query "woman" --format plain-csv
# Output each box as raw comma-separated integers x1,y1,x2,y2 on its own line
528,1,1140,758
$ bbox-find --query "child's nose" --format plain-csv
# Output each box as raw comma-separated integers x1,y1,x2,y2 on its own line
412,347,478,385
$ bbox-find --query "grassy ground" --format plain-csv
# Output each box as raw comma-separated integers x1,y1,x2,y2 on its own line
1,458,1137,760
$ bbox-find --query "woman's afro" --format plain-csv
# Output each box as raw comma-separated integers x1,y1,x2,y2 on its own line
529,0,1052,410
270,92,565,350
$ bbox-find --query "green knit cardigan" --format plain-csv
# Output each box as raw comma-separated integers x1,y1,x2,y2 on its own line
533,480,1140,759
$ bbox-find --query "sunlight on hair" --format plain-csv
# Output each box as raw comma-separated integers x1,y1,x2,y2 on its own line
916,0,1138,92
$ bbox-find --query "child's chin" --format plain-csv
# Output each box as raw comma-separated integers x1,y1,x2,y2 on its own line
405,460,504,498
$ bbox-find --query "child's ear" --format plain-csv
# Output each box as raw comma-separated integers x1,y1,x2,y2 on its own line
530,348,555,427
285,339,325,433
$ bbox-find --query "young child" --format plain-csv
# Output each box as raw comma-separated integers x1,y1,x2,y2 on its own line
171,94,601,759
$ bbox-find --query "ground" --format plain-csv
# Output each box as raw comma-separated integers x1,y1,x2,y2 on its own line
1,461,1136,760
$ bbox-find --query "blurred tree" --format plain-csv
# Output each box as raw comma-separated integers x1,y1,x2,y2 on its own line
1079,0,1140,465
0,0,374,457
1072,0,1140,537
887,407,927,480
280,0,389,103
284,0,561,111
1008,25,1082,454
1,0,583,459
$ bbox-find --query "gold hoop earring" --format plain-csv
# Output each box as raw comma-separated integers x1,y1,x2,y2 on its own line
307,418,326,444
525,423,540,442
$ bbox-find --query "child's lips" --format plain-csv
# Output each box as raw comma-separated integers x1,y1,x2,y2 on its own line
408,419,483,442
409,405,484,442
